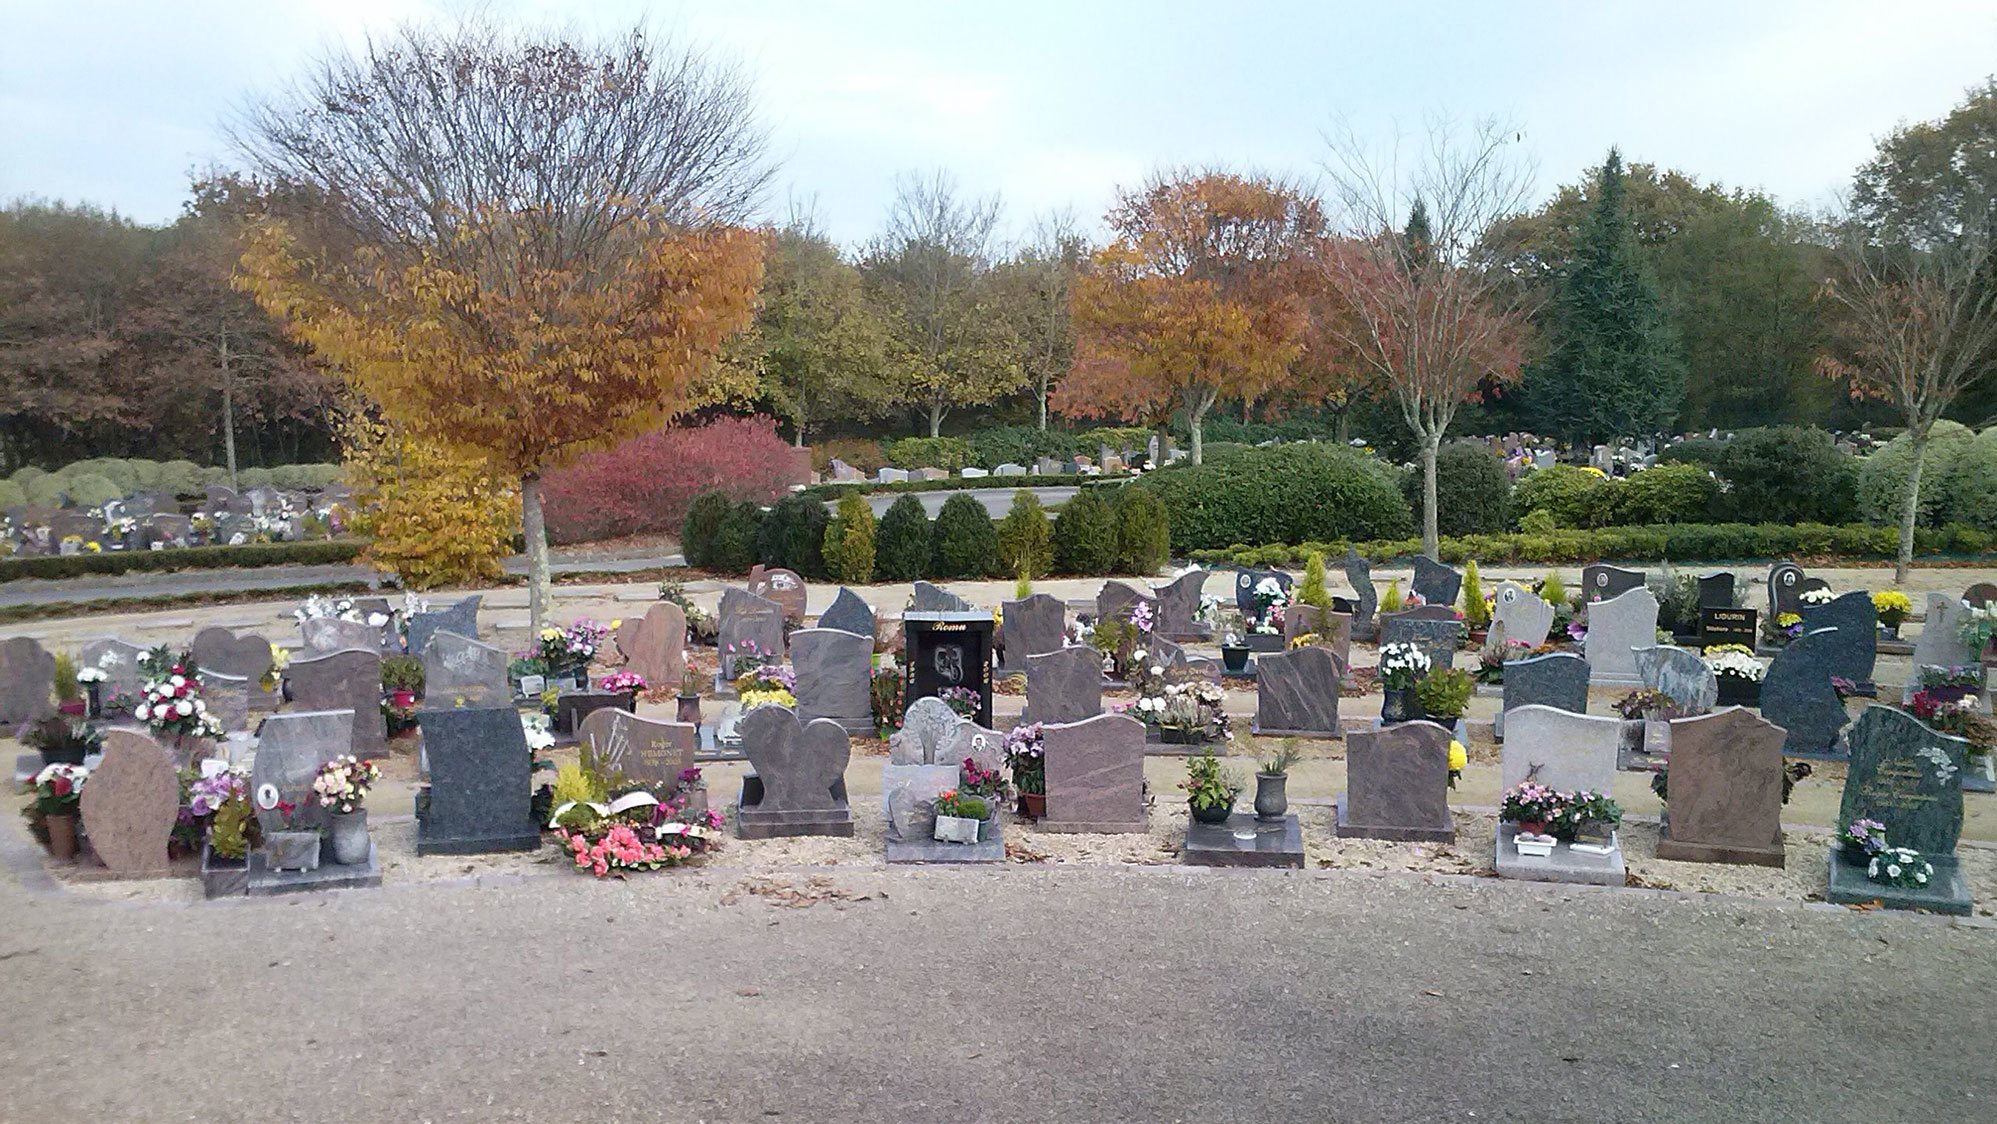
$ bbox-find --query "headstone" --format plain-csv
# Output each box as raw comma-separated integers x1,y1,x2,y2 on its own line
1034,457,1060,476
1094,580,1153,627
1965,582,1997,608
1233,567,1293,616
1759,628,1852,758
0,636,56,724
196,670,252,734
904,611,994,728
422,630,512,706
204,485,250,515
747,565,809,624
1341,549,1377,639
1038,712,1147,833
1500,705,1620,792
1697,572,1735,609
415,706,540,854
1491,582,1554,647
1766,561,1807,619
301,616,381,655
1153,570,1209,639
1655,708,1787,867
1826,705,1972,915
817,588,877,639
1336,720,1454,842
1633,645,1718,715
882,762,962,844
1499,652,1590,740
828,458,861,482
1581,563,1646,602
554,691,630,737
1377,609,1462,673
910,581,975,613
998,593,1066,675
790,628,874,735
913,467,948,481
1021,646,1103,726
1911,594,1979,672
249,710,356,836
1699,605,1758,651
579,709,695,789
889,696,961,765
938,719,1007,775
77,638,148,713
1583,588,1659,686
877,467,908,483
615,602,687,691
1798,591,1878,693
735,705,854,839
1251,646,1342,737
959,467,989,479
717,588,786,678
285,649,387,760
192,627,274,688
406,595,481,656
994,463,1026,477
1410,557,1462,608
1283,605,1352,669
78,729,180,875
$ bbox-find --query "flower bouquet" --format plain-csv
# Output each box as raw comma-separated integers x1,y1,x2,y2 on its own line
1004,723,1046,815
30,762,88,859
737,663,797,710
1867,846,1933,889
135,671,224,742
1838,817,1886,863
937,685,982,719
556,773,723,878
1872,590,1913,634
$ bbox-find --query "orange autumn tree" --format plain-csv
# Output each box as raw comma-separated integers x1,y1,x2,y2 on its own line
1057,171,1321,464
231,22,771,631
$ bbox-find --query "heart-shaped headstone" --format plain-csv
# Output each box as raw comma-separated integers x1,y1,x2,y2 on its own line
192,627,274,683
741,705,849,811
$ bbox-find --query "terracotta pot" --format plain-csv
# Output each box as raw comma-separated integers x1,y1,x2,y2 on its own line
1516,820,1547,838
1016,792,1047,819
44,813,78,861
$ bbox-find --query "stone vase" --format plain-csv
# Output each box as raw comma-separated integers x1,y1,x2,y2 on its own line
1253,772,1288,822
43,813,78,861
265,830,321,873
327,810,370,865
1189,799,1234,825
85,683,102,719
676,694,702,724
1221,646,1250,673
1381,688,1422,724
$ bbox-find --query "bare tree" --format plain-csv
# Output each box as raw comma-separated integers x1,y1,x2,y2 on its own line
1819,216,1997,582
1316,115,1539,559
1000,210,1084,431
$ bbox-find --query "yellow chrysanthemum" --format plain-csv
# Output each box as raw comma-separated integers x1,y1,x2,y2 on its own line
1448,740,1468,772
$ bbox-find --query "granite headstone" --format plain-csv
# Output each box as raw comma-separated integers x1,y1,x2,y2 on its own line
0,636,56,724
1337,720,1454,842
1251,646,1342,737
615,602,687,692
1583,588,1659,686
422,630,512,706
285,648,386,759
1021,646,1103,726
250,709,355,835
790,627,875,735
1581,563,1646,601
1411,556,1462,608
1341,548,1377,639
910,581,976,613
717,588,786,678
1655,708,1787,867
817,588,877,639
415,706,540,854
999,593,1067,675
1492,582,1554,647
1633,645,1718,715
78,729,180,875
579,709,696,789
1759,628,1852,758
736,705,854,839
406,595,481,656
747,565,809,624
1039,712,1147,833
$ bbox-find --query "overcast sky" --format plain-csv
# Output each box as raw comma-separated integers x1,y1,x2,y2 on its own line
4,0,1994,247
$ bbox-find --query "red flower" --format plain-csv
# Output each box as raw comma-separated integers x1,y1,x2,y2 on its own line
49,777,72,797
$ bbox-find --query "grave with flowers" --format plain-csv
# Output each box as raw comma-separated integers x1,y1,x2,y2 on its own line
904,609,994,728
1827,705,1972,915
1494,705,1626,886
882,701,1006,862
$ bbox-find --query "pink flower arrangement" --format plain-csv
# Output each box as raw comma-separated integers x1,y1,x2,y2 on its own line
598,671,647,694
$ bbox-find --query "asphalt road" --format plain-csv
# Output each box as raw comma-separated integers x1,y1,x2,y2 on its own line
839,484,1079,518
0,859,1989,1123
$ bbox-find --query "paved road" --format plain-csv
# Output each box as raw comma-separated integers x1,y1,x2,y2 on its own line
835,484,1080,518
0,856,1988,1123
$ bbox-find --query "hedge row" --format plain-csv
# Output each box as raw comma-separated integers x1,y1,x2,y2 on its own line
1189,522,1997,569
0,459,342,510
0,539,366,582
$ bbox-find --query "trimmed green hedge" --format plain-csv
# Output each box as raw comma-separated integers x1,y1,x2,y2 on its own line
0,539,365,582
1134,443,1413,553
1190,522,1997,568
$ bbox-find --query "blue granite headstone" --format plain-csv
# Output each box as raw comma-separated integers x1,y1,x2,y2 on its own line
1411,556,1462,608
415,706,540,854
1759,628,1852,758
1798,590,1878,693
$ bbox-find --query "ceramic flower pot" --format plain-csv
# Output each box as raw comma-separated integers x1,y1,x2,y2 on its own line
1253,772,1288,822
1221,646,1250,673
1189,799,1234,825
43,813,78,861
265,830,321,873
676,693,702,724
1381,687,1422,724
327,809,370,865
1016,792,1047,820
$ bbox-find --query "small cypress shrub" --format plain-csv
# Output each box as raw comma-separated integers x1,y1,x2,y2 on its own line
681,490,733,570
932,493,999,579
823,492,877,584
1053,488,1118,575
708,502,764,575
1462,559,1491,630
997,491,1054,580
758,493,829,577
1112,486,1172,575
874,494,933,581
1296,551,1334,615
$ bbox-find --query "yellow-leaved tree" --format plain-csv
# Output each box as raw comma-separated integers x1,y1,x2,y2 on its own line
340,412,519,589
232,21,771,631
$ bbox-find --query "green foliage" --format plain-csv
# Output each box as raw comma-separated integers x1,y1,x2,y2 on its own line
1513,465,1614,529
1612,463,1720,524
757,494,829,578
1078,426,1158,458
1380,579,1402,613
1111,487,1171,575
997,491,1054,580
0,480,23,509
886,436,976,471
1652,569,1702,635
1296,551,1333,615
9,465,46,487
1052,487,1118,575
208,795,255,860
966,426,1078,470
237,467,274,488
1415,667,1475,721
932,493,999,579
66,471,126,507
679,490,731,570
873,494,933,581
1942,428,1997,530
1135,444,1412,553
52,651,80,704
156,460,205,496
0,539,363,581
1541,571,1567,606
1713,426,1857,524
552,761,608,806
813,438,887,475
1405,441,1511,536
1518,508,1557,535
1660,438,1727,468
1182,746,1244,810
1461,560,1490,631
381,655,425,695
707,502,764,576
1857,422,1976,527
823,492,877,583
23,474,68,507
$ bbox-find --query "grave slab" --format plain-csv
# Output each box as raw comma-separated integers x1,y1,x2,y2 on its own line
1493,824,1624,886
1182,813,1304,868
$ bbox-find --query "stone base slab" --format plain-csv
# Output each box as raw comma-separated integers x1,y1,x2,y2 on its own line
1826,848,1970,915
1333,793,1454,843
1182,813,1303,868
1030,818,1148,834
247,841,381,896
735,806,856,840
886,823,1005,864
1249,723,1342,740
1493,824,1624,886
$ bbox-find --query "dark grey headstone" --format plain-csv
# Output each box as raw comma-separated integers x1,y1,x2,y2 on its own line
1411,557,1462,608
192,627,274,685
250,710,355,835
1697,572,1735,610
999,593,1066,674
1767,561,1806,619
1153,570,1210,638
1337,720,1454,842
1581,563,1646,601
1095,580,1153,627
301,616,383,655
1377,610,1462,673
1233,568,1294,614
1760,628,1851,758
718,588,786,678
1502,652,1590,717
1341,549,1377,638
422,630,511,706
1251,646,1341,737
555,692,630,737
1840,704,1967,856
1022,646,1103,726
817,588,877,638
1633,645,1718,715
1798,591,1878,692
0,636,56,725
910,581,975,613
736,705,853,838
416,706,540,854
196,669,252,734
285,648,386,759
1965,582,1997,608
406,595,481,656
791,628,874,735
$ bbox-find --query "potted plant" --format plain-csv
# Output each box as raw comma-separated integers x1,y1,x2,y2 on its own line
1613,687,1680,754
539,619,609,689
135,659,225,757
1867,846,1933,889
51,651,84,717
677,661,703,724
312,755,382,866
1963,602,1997,664
261,793,321,873
76,662,108,719
1704,644,1765,708
1551,789,1622,845
30,762,88,861
1415,667,1474,731
932,789,990,844
871,666,908,736
195,768,255,897
736,663,797,710
938,685,981,720
1499,781,1563,854
1378,642,1432,723
1838,818,1887,868
1004,723,1046,818
598,670,646,710
1220,609,1250,674
1246,578,1288,652
1906,687,1997,784
21,716,101,768
1915,664,1983,705
1180,747,1243,824
1254,739,1302,821
1872,591,1913,639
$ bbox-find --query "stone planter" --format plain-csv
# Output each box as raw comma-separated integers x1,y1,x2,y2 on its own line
327,809,370,865
1221,646,1251,673
676,694,702,724
1253,772,1288,822
1381,687,1423,724
1245,634,1285,653
1189,799,1235,825
933,813,983,845
200,844,249,899
264,830,321,873
1158,725,1207,746
1715,676,1761,709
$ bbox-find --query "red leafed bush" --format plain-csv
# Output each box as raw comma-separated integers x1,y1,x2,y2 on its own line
542,416,799,545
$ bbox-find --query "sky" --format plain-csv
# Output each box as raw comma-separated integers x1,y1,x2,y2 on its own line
4,0,1995,248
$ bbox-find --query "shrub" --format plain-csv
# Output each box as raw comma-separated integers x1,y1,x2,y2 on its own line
1857,421,1976,528
1660,438,1727,468
381,654,426,695
680,491,733,570
1405,441,1510,536
540,416,800,545
1943,428,1997,530
1112,486,1172,575
813,438,887,475
1462,559,1490,630
1414,667,1474,720
78,458,140,495
708,502,765,575
126,460,163,489
269,464,343,490
0,539,364,581
10,465,46,487
1296,551,1334,614
1512,465,1613,530
823,492,877,583
1713,426,1857,525
1136,444,1412,553
1077,426,1157,458
932,493,999,579
23,474,67,507
886,436,976,472
997,491,1054,580
156,460,205,496
0,481,24,509
873,494,933,581
237,467,274,488
1612,463,1721,525
1519,508,1556,535
1052,487,1118,575
966,427,1078,470
343,419,518,589
757,494,829,578
60,473,121,508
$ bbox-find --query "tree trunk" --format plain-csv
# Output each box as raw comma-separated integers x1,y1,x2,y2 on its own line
219,319,237,490
928,400,945,438
521,472,552,637
1420,430,1441,560
1188,394,1213,465
1896,432,1927,585
1037,383,1048,431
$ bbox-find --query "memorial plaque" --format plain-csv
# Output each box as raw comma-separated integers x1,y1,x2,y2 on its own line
1699,606,1757,651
